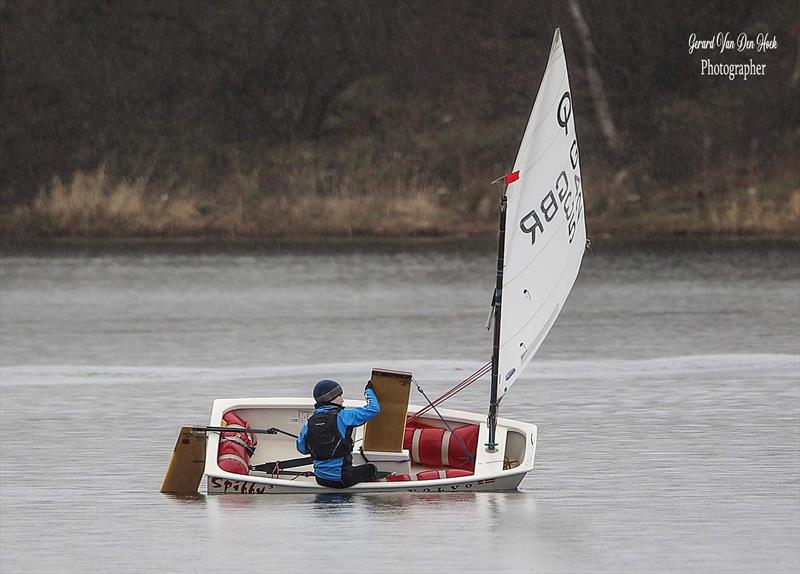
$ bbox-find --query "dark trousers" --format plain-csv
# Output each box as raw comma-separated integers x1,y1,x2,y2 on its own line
315,463,377,489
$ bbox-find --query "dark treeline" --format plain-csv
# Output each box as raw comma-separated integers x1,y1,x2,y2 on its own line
1,0,798,235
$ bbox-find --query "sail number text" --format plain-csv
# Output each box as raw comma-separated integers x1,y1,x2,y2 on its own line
519,91,583,246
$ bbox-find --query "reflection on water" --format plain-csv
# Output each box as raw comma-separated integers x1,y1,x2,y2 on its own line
1,240,798,573
199,490,542,571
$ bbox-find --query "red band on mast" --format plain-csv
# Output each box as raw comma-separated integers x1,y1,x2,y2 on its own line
505,171,520,184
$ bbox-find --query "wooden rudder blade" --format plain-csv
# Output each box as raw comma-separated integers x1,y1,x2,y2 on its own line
363,368,412,452
161,426,207,494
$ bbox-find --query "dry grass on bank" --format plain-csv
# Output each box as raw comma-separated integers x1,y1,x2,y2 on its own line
697,188,800,236
2,165,798,240
2,166,469,239
11,168,203,236
583,169,800,238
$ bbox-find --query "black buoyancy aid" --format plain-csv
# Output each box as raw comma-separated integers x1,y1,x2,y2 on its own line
306,406,354,464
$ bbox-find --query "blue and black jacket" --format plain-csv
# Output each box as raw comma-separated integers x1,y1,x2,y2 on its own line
296,388,380,481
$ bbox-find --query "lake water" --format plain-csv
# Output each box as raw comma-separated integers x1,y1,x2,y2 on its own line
1,239,798,573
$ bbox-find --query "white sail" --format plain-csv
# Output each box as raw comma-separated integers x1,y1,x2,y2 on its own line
497,29,586,397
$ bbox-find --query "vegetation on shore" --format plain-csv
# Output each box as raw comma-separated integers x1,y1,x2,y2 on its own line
1,1,798,241
4,160,797,240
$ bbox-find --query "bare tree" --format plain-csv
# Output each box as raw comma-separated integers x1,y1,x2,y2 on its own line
567,0,620,155
792,18,800,87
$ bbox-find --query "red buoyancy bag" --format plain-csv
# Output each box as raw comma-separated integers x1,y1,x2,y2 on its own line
416,469,473,481
385,469,473,482
385,474,412,482
403,419,479,472
218,440,250,475
222,410,257,451
217,411,256,475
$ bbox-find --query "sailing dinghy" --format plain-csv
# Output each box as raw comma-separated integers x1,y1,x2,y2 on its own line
162,29,586,495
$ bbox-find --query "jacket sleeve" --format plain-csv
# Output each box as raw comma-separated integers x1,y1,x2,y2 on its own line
339,387,381,429
296,421,310,454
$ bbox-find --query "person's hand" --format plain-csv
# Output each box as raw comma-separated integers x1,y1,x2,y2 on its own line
365,380,373,392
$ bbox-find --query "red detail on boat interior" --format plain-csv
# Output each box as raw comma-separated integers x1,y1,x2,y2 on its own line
505,171,520,184
386,474,412,482
404,419,479,471
217,440,251,475
416,469,473,481
217,411,255,475
222,410,257,449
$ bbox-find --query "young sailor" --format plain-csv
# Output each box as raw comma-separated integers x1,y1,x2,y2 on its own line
296,379,381,488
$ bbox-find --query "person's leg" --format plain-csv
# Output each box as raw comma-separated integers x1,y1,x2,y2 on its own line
315,475,347,488
340,463,377,487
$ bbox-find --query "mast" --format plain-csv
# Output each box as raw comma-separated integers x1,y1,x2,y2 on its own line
487,192,507,452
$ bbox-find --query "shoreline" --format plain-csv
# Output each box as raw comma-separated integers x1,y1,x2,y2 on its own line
3,212,798,246
2,230,798,255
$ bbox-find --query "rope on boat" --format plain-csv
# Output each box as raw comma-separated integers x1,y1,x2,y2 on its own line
410,377,475,463
408,361,491,420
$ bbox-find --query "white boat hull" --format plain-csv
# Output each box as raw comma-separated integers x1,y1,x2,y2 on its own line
204,398,537,494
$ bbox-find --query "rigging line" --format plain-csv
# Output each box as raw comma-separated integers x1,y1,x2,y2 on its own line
440,361,490,395
410,372,481,420
409,364,489,419
409,362,491,419
431,363,492,405
411,377,475,462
